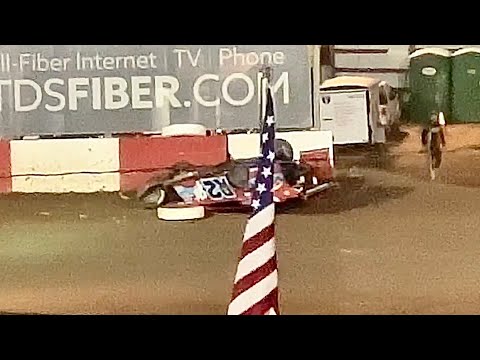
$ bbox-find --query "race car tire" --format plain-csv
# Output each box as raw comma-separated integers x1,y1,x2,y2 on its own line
275,138,294,161
140,186,167,209
226,162,251,189
281,162,307,186
157,204,206,221
162,124,207,137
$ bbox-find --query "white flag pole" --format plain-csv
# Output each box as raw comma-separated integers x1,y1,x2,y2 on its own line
259,66,272,151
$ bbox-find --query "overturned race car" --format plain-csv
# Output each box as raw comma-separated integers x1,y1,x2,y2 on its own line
122,137,335,221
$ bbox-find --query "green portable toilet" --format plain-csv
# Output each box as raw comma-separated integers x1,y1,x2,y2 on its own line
409,48,452,125
452,48,480,123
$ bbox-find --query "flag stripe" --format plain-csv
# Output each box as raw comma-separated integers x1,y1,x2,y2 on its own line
242,203,275,242
228,83,279,316
234,238,276,283
228,270,278,315
265,307,277,315
241,288,279,315
240,223,275,260
231,255,278,300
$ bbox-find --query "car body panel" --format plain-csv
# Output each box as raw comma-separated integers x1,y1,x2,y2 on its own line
136,148,334,210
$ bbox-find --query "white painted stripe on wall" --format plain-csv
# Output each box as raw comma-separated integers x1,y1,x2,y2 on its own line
278,131,334,167
10,138,120,176
11,173,121,193
228,130,334,167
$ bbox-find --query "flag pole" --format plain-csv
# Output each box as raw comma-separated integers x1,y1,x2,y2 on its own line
259,65,272,149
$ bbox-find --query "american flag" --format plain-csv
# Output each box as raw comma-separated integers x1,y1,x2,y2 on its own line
227,84,279,315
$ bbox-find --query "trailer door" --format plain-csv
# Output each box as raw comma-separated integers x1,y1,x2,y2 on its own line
319,89,370,145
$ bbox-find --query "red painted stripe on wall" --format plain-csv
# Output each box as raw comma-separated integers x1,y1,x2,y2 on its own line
0,140,11,193
119,134,228,193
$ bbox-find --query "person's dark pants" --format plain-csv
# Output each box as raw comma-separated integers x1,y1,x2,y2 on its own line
431,147,442,169
430,133,443,169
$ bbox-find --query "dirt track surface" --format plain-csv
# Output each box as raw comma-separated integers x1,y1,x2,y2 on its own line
389,124,480,187
2,124,480,315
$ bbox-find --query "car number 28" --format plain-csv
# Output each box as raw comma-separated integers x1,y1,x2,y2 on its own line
200,176,237,200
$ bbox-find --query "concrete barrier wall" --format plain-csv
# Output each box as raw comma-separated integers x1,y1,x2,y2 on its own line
0,134,228,194
119,135,228,193
10,138,120,175
9,138,120,193
0,140,11,193
12,174,121,193
0,130,333,194
228,130,334,166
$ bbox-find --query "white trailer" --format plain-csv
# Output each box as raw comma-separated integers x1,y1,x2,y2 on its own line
319,76,386,146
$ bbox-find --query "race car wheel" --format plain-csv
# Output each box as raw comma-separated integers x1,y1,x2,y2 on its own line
140,185,167,209
157,204,206,221
275,138,294,161
226,162,251,189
